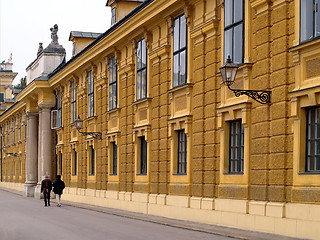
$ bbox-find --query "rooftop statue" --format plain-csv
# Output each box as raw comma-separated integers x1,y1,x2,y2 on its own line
8,53,12,63
37,43,43,57
50,24,59,44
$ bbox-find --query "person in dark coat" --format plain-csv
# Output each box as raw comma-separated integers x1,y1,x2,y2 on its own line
52,175,65,207
41,175,52,207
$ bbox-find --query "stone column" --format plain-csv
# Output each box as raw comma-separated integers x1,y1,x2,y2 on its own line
23,112,38,197
41,107,53,179
34,108,43,199
34,105,53,199
38,109,42,182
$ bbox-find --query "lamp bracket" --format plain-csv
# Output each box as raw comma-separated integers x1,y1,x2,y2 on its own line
228,85,271,104
78,130,102,139
6,152,17,157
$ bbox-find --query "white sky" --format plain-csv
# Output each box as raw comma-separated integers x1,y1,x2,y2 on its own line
0,0,111,85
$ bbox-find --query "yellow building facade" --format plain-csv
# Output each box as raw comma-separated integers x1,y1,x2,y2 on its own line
1,0,320,238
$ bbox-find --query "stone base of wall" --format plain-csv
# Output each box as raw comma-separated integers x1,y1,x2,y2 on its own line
1,183,319,239
0,182,24,192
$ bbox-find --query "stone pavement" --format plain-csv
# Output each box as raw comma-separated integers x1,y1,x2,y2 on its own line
0,187,304,240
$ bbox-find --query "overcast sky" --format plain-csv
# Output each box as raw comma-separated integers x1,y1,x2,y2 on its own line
0,0,111,85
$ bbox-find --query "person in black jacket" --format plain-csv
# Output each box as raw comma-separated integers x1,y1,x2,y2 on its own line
52,175,65,207
41,175,52,207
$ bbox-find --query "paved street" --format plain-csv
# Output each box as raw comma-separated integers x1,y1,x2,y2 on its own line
0,189,233,240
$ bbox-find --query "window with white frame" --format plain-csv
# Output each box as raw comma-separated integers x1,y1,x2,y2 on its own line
224,0,244,64
173,14,187,87
300,0,320,43
136,39,147,100
87,71,94,118
71,80,77,122
57,90,62,128
109,56,117,110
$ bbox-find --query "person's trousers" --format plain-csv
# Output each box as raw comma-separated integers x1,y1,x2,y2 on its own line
56,194,61,205
44,191,51,206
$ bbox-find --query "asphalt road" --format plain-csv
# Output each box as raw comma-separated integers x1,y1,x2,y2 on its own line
0,189,234,240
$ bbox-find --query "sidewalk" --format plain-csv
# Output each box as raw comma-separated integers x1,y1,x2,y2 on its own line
1,187,303,240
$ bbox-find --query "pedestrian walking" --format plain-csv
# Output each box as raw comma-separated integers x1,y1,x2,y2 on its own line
41,175,52,207
52,175,65,207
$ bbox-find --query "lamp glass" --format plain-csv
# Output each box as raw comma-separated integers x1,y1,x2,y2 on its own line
220,56,239,86
75,117,83,130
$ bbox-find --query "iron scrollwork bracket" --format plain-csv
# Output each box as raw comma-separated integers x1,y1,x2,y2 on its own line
79,131,102,139
228,85,271,104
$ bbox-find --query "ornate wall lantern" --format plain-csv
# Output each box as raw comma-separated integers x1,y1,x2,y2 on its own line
74,116,102,139
220,56,271,104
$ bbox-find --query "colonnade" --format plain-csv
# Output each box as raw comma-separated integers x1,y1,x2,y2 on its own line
23,104,54,198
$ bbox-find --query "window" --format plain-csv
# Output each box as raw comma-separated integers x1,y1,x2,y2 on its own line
60,153,63,175
136,39,147,100
224,0,244,64
56,152,63,176
18,115,21,142
306,107,320,172
7,122,9,145
55,154,58,177
19,159,21,177
139,136,147,175
56,90,62,128
2,127,5,146
25,113,27,140
173,14,187,87
111,7,116,24
109,56,117,110
90,146,95,176
71,81,77,123
12,119,15,145
111,142,117,175
72,149,77,176
300,0,320,43
177,130,187,174
229,120,244,173
87,71,94,118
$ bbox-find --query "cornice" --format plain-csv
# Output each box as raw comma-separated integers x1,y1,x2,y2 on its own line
48,0,175,86
0,72,18,78
16,80,52,102
0,101,26,122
